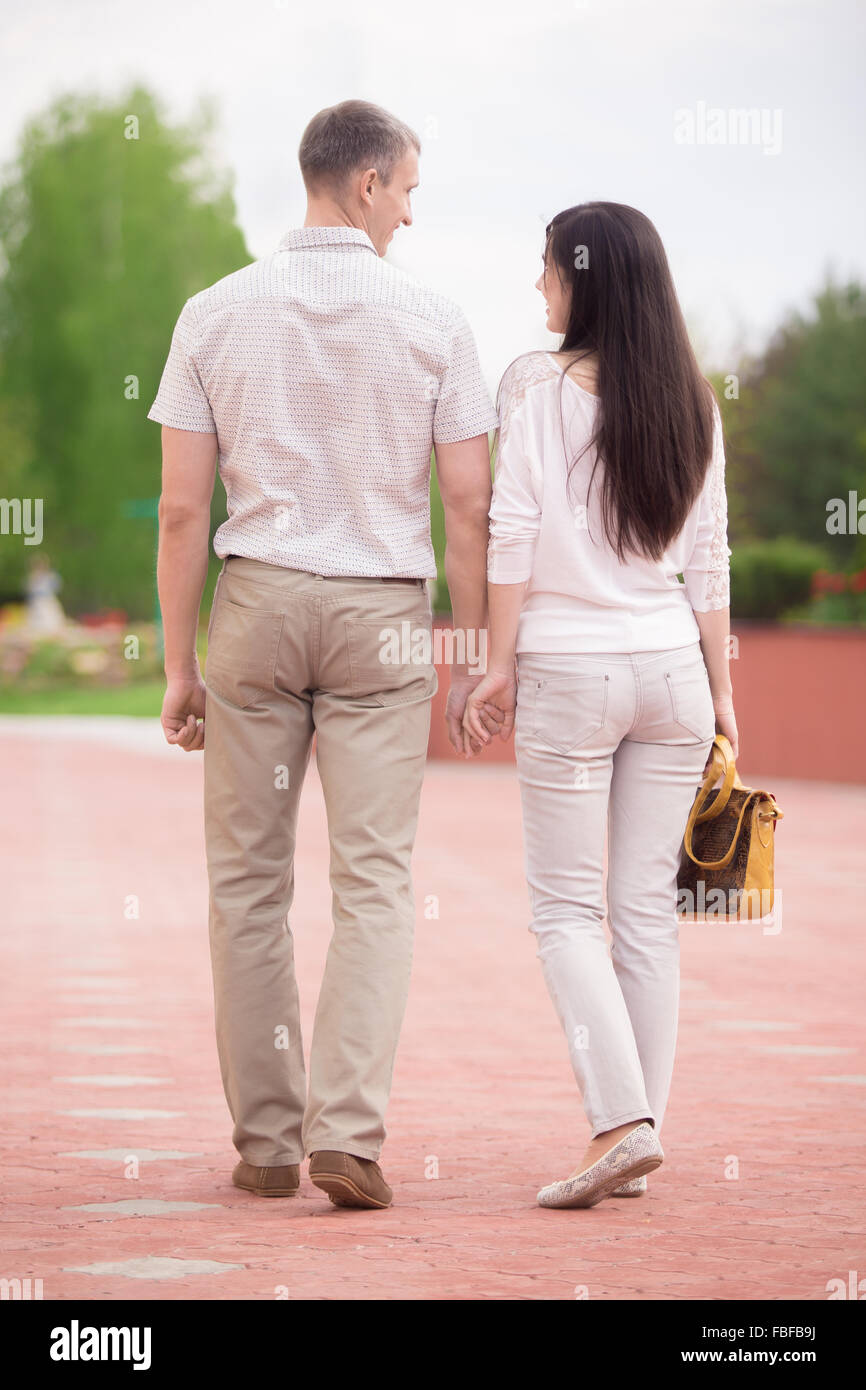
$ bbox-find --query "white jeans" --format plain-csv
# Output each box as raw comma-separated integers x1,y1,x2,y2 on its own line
514,641,715,1140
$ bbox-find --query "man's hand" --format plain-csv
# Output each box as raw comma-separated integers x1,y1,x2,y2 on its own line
462,665,517,756
161,674,207,751
445,671,503,758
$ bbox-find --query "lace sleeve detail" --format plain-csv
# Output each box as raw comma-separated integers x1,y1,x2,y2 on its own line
705,568,730,607
494,352,560,445
683,401,732,611
704,427,731,607
487,355,550,583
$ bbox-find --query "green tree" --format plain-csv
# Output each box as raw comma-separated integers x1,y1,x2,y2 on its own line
0,87,250,615
716,279,866,565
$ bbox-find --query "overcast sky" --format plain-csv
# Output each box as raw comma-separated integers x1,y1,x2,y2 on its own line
1,0,864,390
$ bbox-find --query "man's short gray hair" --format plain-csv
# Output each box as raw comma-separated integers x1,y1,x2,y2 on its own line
298,100,421,194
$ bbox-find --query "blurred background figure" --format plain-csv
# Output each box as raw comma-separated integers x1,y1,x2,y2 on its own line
25,554,65,634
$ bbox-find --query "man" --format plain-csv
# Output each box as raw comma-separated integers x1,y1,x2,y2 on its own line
148,100,498,1209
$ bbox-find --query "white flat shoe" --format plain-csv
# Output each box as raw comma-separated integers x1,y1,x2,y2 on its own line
610,1174,647,1197
536,1123,663,1209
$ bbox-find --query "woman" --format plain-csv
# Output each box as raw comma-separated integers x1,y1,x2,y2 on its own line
464,202,736,1208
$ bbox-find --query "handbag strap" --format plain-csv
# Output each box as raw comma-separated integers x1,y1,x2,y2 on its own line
692,736,740,826
684,786,784,871
684,789,762,870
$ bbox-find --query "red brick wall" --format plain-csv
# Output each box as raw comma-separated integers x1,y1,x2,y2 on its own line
427,621,866,784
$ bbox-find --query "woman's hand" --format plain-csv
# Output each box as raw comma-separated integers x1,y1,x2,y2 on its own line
462,664,517,756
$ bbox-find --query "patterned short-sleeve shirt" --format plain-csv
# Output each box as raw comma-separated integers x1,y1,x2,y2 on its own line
147,226,499,577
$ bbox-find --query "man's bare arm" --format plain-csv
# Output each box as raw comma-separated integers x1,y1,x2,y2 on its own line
156,426,218,750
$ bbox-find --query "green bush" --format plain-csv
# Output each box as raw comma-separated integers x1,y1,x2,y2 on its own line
429,460,448,613
730,537,828,621
0,622,165,690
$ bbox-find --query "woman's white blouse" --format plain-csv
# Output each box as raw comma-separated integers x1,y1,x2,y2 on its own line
487,352,732,653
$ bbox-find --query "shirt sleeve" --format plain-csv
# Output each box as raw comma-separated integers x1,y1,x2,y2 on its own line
147,298,217,433
486,373,542,583
683,399,731,612
432,307,500,445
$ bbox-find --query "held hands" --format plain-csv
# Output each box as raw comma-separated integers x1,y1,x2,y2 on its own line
446,672,494,758
461,664,517,759
161,673,207,752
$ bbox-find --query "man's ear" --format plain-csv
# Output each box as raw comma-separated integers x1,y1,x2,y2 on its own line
360,167,378,204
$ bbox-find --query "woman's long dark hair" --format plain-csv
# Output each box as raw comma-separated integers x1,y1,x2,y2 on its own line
544,201,716,562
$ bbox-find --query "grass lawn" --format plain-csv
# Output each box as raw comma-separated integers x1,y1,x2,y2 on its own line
0,682,165,717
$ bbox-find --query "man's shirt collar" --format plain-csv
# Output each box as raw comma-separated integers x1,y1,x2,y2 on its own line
277,226,378,255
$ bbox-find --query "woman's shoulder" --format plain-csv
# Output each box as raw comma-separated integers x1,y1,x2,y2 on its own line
550,350,600,398
497,353,558,397
497,350,562,406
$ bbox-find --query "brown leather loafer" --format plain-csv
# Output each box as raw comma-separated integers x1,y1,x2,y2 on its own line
232,1161,300,1197
308,1151,392,1209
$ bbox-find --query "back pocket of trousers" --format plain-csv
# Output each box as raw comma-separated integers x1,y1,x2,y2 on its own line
530,673,608,753
205,599,283,709
664,662,714,741
346,616,436,705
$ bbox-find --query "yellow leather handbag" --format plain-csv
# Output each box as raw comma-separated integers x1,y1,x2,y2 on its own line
677,735,783,920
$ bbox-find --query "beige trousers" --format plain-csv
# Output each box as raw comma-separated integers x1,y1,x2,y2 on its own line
203,555,437,1165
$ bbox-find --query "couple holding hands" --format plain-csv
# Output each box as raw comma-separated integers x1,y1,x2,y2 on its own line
150,99,734,1211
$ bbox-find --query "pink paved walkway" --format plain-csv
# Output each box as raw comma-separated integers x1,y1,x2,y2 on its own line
2,719,864,1300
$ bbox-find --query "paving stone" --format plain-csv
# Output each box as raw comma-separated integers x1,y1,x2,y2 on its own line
57,1108,184,1119
60,1019,157,1029
65,1257,243,1279
59,977,136,988
52,1076,172,1087
67,1200,222,1215
59,1150,203,1161
813,1074,866,1085
710,1020,801,1031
